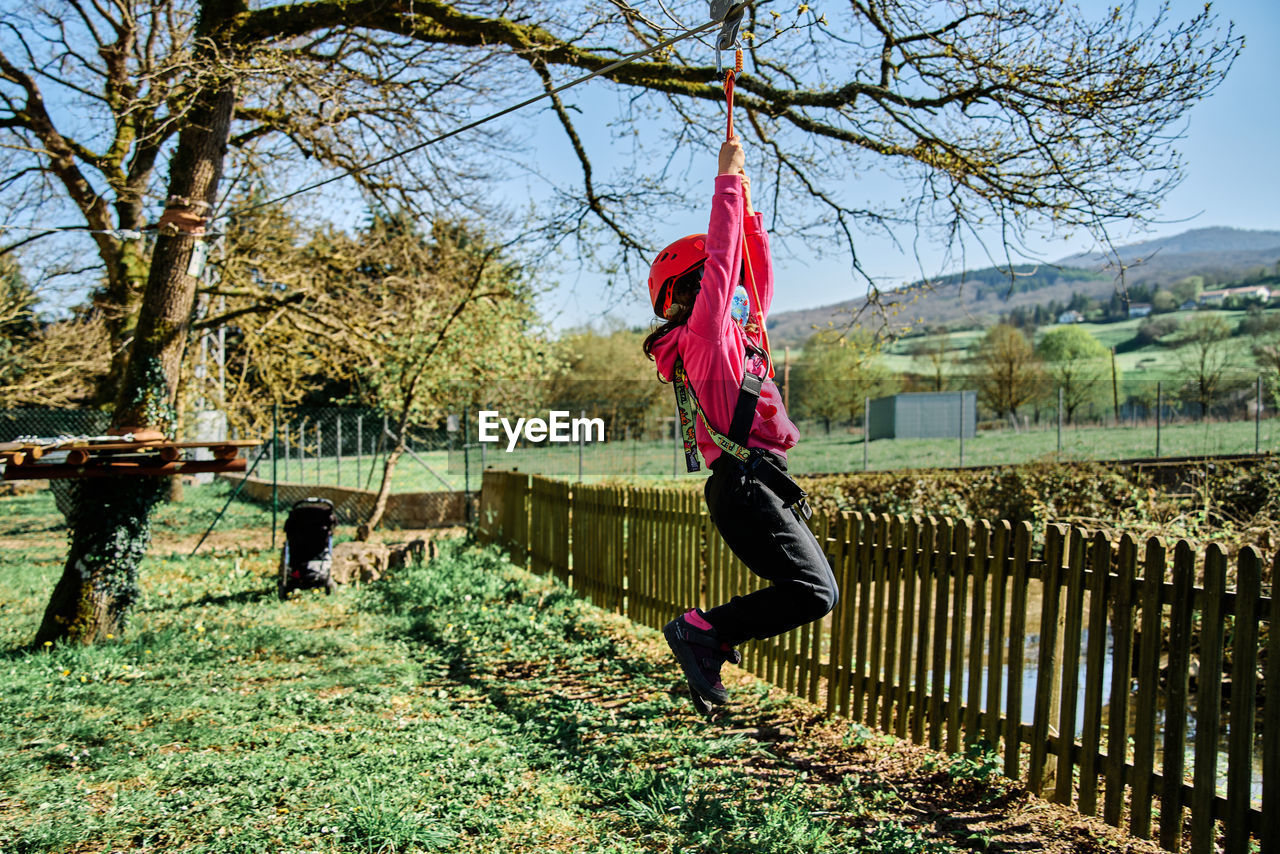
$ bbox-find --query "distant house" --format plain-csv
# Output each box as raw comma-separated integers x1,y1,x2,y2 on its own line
1179,299,1199,311
1057,310,1083,324
1128,303,1153,318
1199,285,1271,305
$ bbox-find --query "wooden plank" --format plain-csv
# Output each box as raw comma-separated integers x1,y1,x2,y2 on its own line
912,517,935,746
1160,540,1196,851
1079,532,1113,816
1190,544,1228,854
880,516,904,730
984,520,1010,748
930,517,952,751
842,512,862,718
1224,547,1261,854
1054,527,1087,806
1130,537,1167,838
3,458,246,479
1004,521,1032,781
1104,534,1138,826
853,512,874,722
1030,524,1065,796
807,513,829,706
896,516,920,738
827,513,851,717
966,520,990,747
947,519,970,754
867,515,889,721
1263,550,1280,854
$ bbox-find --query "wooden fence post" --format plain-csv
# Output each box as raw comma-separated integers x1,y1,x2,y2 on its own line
1053,527,1087,806
1003,521,1033,782
1224,547,1261,854
1030,524,1065,796
1130,536,1167,837
912,516,936,745
983,520,1011,748
895,516,920,738
1190,545,1228,854
947,520,970,754
1079,531,1113,815
1262,550,1280,854
1104,534,1138,826
1160,540,1196,851
929,517,953,751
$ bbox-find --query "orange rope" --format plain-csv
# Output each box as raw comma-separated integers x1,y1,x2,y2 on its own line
724,49,774,378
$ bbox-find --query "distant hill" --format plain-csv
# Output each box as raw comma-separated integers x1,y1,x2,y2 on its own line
768,226,1280,347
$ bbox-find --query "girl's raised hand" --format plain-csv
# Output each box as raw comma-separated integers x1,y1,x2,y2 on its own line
718,135,745,176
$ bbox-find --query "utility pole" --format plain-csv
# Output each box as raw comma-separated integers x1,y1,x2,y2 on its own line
1111,346,1120,425
783,346,792,412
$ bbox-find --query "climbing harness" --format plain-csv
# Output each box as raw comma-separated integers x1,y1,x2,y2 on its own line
669,348,810,519
669,343,769,470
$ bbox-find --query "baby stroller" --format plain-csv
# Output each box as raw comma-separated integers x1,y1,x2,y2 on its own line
278,497,337,599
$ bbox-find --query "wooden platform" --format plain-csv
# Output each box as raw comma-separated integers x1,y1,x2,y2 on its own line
0,438,260,480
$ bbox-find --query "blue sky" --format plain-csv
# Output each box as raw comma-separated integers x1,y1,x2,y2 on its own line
529,0,1279,332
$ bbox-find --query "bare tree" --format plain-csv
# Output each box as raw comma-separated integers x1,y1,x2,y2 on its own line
973,323,1043,423
1,0,1241,643
1174,313,1240,419
908,330,951,391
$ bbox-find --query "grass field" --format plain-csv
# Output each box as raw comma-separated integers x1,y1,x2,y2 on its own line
882,308,1269,383
0,485,1163,853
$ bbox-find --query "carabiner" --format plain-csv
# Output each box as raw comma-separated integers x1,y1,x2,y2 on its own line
710,0,747,73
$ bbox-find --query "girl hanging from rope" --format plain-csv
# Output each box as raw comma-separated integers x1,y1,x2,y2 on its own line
643,134,839,715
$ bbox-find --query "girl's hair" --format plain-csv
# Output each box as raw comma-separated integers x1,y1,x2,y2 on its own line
643,265,703,363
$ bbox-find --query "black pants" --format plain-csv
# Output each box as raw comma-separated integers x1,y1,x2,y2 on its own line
701,452,839,645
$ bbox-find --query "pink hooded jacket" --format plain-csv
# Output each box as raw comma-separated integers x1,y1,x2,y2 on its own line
649,174,800,467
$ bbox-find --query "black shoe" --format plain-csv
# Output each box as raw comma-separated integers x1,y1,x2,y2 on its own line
663,609,740,712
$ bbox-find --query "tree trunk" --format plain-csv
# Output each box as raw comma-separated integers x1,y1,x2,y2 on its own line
360,444,405,541
34,478,163,645
36,0,242,646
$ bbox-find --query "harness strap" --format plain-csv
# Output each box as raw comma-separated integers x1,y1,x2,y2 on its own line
728,343,766,445
671,344,770,473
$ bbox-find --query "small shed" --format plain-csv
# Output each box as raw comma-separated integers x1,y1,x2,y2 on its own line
868,391,976,440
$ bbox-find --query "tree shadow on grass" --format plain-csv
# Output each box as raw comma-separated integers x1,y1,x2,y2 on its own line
168,588,275,611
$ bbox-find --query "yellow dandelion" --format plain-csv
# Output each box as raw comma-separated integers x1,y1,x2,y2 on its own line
106,634,114,640
42,641,52,647
61,669,70,677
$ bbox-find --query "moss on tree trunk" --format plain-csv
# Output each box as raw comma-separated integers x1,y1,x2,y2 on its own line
34,477,164,645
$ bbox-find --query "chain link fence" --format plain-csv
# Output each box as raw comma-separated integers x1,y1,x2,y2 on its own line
1,371,1275,522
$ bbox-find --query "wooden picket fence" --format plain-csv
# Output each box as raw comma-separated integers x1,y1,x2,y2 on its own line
476,470,1276,854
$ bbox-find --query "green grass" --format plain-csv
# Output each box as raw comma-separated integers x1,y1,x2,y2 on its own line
458,415,1277,486
1,492,983,854
788,416,1278,475
884,308,1271,383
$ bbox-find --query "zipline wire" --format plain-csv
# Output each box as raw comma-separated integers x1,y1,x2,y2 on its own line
216,16,726,224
